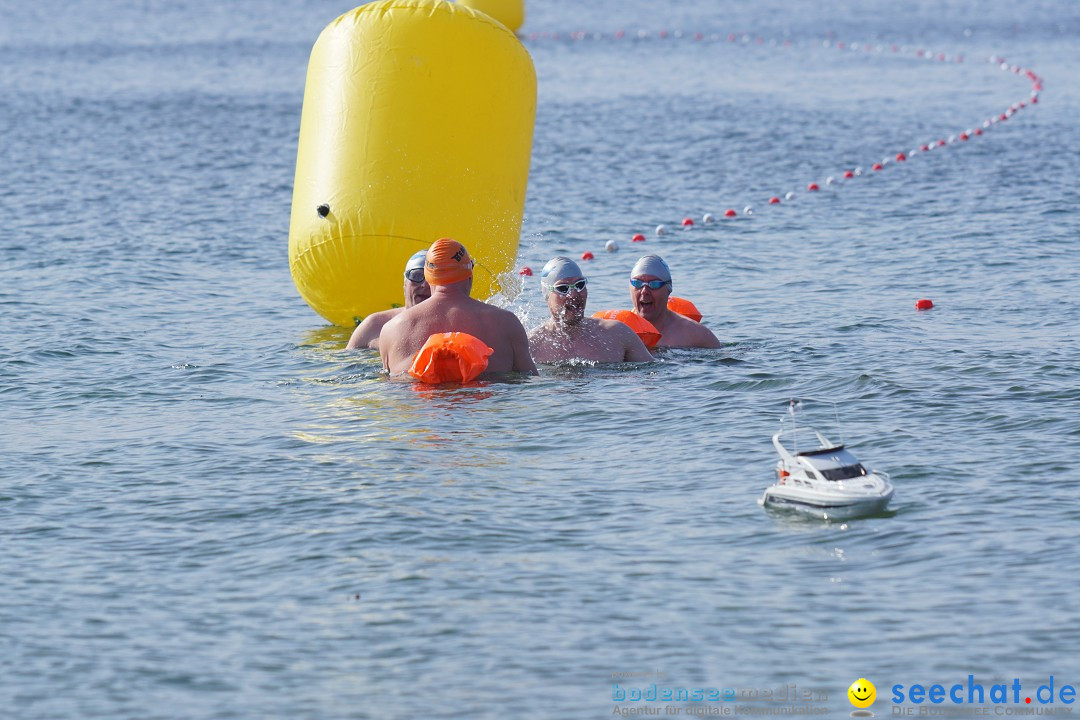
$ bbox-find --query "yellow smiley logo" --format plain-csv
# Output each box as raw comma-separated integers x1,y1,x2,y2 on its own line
848,678,877,708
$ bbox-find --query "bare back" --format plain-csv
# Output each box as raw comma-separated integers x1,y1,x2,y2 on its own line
381,294,537,376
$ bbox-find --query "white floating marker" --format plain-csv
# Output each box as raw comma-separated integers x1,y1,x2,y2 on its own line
743,205,754,216
826,176,835,185
605,239,619,252
702,213,715,224
784,191,796,201
655,224,667,236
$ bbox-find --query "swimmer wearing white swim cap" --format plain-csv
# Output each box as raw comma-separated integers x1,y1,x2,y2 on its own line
528,256,653,364
629,254,721,348
346,249,432,350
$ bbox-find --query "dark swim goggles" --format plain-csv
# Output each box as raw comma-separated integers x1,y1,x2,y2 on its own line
404,268,426,283
550,279,588,295
630,278,671,290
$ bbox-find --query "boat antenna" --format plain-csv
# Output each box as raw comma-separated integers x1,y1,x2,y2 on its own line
789,398,801,453
832,400,844,446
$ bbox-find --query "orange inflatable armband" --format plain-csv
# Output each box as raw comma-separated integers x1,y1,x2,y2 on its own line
591,310,661,348
667,296,702,322
408,332,493,384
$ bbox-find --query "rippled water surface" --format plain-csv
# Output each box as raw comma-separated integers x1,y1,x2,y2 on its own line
2,1,1079,718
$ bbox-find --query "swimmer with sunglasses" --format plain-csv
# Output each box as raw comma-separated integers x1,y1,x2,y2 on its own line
629,255,721,348
346,249,432,350
528,256,654,364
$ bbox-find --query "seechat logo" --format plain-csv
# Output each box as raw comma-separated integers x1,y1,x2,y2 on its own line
891,676,1077,716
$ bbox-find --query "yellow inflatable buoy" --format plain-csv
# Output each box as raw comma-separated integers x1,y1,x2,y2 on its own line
289,0,536,327
457,0,525,33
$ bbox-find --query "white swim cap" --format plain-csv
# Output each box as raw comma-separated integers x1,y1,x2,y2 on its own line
405,249,428,272
540,256,584,296
630,254,672,283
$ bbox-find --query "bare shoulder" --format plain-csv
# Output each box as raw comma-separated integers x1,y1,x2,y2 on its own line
596,317,635,338
347,308,398,350
685,315,722,347
487,302,528,329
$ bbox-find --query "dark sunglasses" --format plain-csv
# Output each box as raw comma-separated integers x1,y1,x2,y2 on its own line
404,268,426,283
551,279,588,295
630,278,670,290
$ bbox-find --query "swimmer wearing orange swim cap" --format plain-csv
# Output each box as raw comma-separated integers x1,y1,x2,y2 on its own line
379,238,538,381
424,238,474,286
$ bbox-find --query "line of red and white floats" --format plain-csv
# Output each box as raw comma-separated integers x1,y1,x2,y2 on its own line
517,29,1043,281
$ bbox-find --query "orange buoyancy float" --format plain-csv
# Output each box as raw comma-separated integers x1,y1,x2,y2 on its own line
667,296,702,323
408,332,494,384
591,310,661,348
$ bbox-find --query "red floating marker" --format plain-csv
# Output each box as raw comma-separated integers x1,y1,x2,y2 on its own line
694,32,703,41
959,132,969,141
631,233,646,243
843,170,854,179
920,144,930,152
807,183,820,191
975,128,983,135
872,163,883,171
768,197,781,205
518,267,532,276
896,152,907,162
581,251,594,261
724,209,737,218
937,139,947,147
682,217,694,227
915,298,934,310
659,29,669,38
614,29,625,39
1000,113,1008,121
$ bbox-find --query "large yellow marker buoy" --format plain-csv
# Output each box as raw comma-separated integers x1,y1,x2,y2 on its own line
289,0,536,327
457,0,525,33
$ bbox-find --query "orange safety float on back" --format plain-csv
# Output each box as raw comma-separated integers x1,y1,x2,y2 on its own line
591,310,661,348
667,296,702,323
408,332,494,384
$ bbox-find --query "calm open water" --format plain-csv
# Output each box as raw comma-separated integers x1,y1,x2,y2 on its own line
2,1,1079,718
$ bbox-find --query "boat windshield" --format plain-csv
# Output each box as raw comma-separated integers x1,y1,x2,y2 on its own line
817,464,868,481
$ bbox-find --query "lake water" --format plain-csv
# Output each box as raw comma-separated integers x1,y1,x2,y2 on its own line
2,1,1079,718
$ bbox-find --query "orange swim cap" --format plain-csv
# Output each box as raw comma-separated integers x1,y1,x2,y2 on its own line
408,332,493,384
667,296,703,323
424,238,473,286
591,309,661,348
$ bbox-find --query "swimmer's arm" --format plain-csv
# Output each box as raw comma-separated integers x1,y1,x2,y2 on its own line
696,324,723,349
510,320,539,376
378,318,400,373
623,332,655,362
346,314,382,350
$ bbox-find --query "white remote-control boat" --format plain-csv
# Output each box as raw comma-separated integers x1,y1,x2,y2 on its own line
759,402,894,520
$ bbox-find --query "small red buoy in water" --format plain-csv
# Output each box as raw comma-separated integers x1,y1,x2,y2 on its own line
807,183,820,191
843,170,854,179
975,128,983,135
631,233,646,243
896,152,907,162
768,196,781,205
915,298,934,310
682,217,694,227
518,267,532,276
581,251,594,261
872,163,883,171
724,208,737,218
960,132,969,141
921,144,930,151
